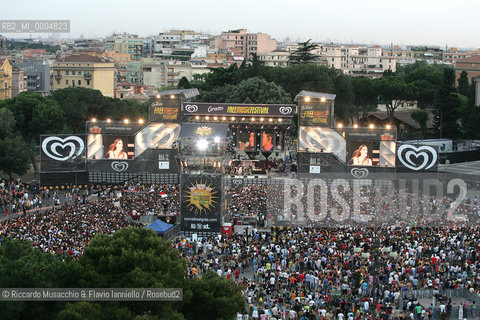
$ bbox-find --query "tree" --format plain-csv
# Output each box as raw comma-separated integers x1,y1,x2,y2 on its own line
177,77,191,89
288,40,320,65
374,76,414,124
0,92,65,174
458,71,469,96
52,87,104,133
0,136,30,178
225,77,292,104
435,68,461,138
77,227,186,319
182,271,245,320
0,239,79,320
350,76,378,121
411,109,429,138
333,75,355,123
410,80,437,109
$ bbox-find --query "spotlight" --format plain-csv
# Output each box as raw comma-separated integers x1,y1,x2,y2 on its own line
278,119,283,123
124,119,129,124
170,95,175,99
214,137,221,143
337,123,343,128
91,118,97,122
260,117,265,122
214,116,218,121
231,117,236,121
139,119,144,124
251,118,256,122
369,124,375,129
242,117,246,121
353,124,358,128
304,96,311,102
386,124,392,130
205,116,210,120
269,118,273,122
106,119,111,123
156,94,161,99
195,116,200,120
222,116,227,121
320,97,326,103
197,139,208,151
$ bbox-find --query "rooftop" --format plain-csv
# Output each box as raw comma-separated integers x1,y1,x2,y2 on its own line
59,54,110,63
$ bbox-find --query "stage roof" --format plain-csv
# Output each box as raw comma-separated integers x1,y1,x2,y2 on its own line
294,91,336,102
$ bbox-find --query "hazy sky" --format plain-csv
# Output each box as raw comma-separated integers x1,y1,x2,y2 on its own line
2,0,479,48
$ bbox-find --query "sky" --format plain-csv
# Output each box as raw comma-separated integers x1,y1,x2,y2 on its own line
2,0,480,48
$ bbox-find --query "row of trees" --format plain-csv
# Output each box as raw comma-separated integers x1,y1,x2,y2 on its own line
0,88,148,177
0,228,245,320
179,45,477,140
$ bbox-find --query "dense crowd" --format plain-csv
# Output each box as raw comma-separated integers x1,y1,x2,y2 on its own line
3,180,480,319
180,225,480,319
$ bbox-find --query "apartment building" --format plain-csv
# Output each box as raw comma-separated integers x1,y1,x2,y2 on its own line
51,54,115,97
215,29,277,59
0,58,12,100
257,50,290,67
105,33,144,60
12,68,27,97
102,51,132,83
14,59,51,95
455,55,480,83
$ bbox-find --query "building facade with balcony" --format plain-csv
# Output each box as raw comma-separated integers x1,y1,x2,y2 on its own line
257,50,289,67
51,54,115,97
215,29,277,59
0,58,12,100
14,59,51,95
12,68,27,97
455,55,480,84
105,33,144,60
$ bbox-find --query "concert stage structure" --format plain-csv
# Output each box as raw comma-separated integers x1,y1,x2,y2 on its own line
40,89,441,234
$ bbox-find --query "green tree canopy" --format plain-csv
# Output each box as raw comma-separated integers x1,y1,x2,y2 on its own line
374,75,415,124
288,40,320,65
411,109,430,138
225,77,292,104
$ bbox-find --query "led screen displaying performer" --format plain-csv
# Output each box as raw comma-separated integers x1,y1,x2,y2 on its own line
237,132,255,151
261,132,274,152
105,138,128,159
349,144,372,166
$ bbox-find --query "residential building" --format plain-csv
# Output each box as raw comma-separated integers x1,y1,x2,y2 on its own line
0,58,12,100
12,68,27,97
14,59,51,94
215,29,277,59
23,49,47,59
0,36,5,54
51,54,115,97
257,50,289,67
105,33,144,60
455,55,480,83
102,51,132,83
323,45,396,74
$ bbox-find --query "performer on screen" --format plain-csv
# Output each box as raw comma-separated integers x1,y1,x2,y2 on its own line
350,145,372,166
105,138,128,159
262,133,274,152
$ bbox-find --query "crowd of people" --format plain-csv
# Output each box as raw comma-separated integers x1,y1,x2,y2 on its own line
2,179,480,319
179,225,480,319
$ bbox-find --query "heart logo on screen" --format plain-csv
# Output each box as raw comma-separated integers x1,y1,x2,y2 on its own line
185,104,198,113
233,179,243,187
111,161,129,172
351,168,369,179
397,145,437,171
42,136,84,161
279,106,293,115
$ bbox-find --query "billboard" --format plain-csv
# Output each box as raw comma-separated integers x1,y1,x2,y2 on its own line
180,175,222,233
298,127,346,162
150,99,181,123
299,102,333,127
182,102,295,117
40,134,86,172
87,122,143,135
135,123,180,156
396,144,438,172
